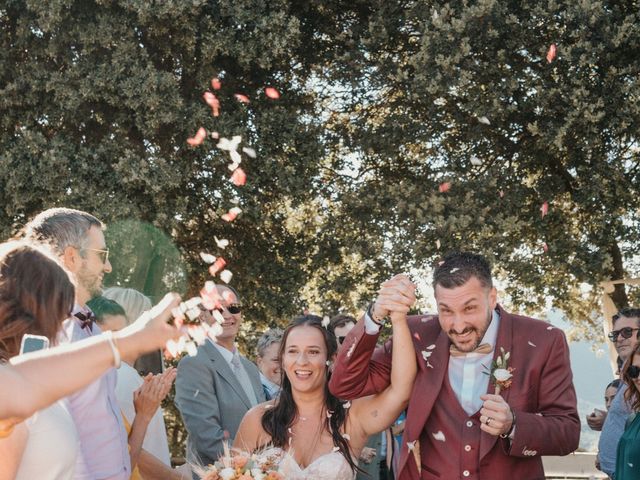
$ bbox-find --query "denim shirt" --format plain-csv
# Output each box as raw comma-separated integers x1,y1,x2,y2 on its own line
598,383,632,478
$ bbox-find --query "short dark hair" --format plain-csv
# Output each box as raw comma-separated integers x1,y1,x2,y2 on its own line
329,314,356,332
87,296,126,323
612,307,640,325
433,252,493,290
607,379,621,390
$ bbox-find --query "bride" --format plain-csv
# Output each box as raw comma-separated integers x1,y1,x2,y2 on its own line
233,308,416,479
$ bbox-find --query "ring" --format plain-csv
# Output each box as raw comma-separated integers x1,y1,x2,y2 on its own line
485,417,493,426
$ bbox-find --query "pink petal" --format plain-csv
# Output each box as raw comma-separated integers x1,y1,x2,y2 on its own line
211,78,222,90
230,168,247,186
542,242,549,253
265,87,280,99
499,190,505,198
210,131,219,139
187,127,207,146
546,44,557,63
438,182,451,193
221,207,242,222
234,93,250,104
203,92,220,117
540,201,549,218
208,257,227,276
413,332,421,341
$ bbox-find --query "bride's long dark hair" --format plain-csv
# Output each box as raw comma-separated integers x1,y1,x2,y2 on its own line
261,314,360,474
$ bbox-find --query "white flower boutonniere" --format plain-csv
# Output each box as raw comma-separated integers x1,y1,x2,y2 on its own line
485,347,515,395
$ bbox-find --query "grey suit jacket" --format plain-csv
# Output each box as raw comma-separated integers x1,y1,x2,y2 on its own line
175,340,265,466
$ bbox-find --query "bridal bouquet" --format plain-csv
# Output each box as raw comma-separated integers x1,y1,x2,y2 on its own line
195,444,284,480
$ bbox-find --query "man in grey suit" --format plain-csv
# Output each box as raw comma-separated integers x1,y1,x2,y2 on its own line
175,285,265,466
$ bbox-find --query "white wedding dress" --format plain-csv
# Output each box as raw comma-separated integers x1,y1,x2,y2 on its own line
259,447,356,480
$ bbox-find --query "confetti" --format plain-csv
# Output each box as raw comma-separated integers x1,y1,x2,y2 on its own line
342,433,351,441
212,310,225,324
542,242,549,253
214,237,229,249
200,281,221,310
194,389,200,397
540,202,549,218
211,78,222,90
407,440,417,451
470,155,482,166
217,136,242,152
199,252,216,264
221,206,242,222
528,341,537,347
343,401,351,409
413,332,421,341
433,97,446,106
187,127,207,146
438,182,451,193
234,93,250,104
546,44,557,63
422,350,433,360
219,269,233,284
210,131,219,139
327,410,333,418
231,168,247,186
265,87,280,99
436,239,441,249
209,257,227,276
547,326,554,330
222,291,235,304
332,447,340,452
186,341,198,357
478,116,491,125
426,344,436,350
322,316,330,328
499,190,505,198
242,147,257,158
450,267,460,273
432,431,446,442
203,92,220,116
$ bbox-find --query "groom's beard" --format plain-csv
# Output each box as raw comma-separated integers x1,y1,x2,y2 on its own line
448,308,493,352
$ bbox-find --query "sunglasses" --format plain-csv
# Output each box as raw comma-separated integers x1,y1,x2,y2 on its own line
214,304,242,315
84,247,110,264
608,327,640,342
627,365,640,379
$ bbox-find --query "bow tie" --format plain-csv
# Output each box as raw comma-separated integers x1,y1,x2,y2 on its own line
449,342,493,357
74,311,96,333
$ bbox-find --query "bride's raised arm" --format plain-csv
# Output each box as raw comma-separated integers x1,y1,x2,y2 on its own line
349,310,417,438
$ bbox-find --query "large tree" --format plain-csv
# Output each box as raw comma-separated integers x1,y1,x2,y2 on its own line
317,0,640,338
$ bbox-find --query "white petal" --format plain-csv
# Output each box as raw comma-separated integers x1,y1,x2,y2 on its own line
242,147,257,158
219,270,233,284
528,341,537,347
432,431,446,442
199,252,216,264
478,116,491,125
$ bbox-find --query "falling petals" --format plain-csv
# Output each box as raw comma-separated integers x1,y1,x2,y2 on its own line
234,93,250,104
322,316,330,328
203,92,220,116
542,242,549,253
546,44,557,63
199,252,216,264
540,201,549,218
211,78,222,90
343,401,351,409
265,87,280,99
407,441,417,451
214,237,229,249
231,168,247,186
209,257,227,276
210,131,219,140
200,281,221,310
222,291,235,304
470,155,482,166
432,431,446,442
438,182,451,193
413,332,421,341
221,207,242,222
187,127,207,146
436,239,441,249
242,147,256,158
478,116,491,125
342,433,351,441
186,341,198,357
219,269,233,284
217,136,242,152
433,97,446,106
528,341,537,347
426,344,436,350
499,190,505,198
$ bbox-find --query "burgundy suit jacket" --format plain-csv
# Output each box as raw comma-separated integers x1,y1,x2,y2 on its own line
329,306,580,480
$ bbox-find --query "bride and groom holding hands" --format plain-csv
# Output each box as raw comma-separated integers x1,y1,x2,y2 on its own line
180,251,580,479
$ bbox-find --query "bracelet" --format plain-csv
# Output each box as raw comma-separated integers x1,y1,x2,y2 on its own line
500,408,516,439
367,302,385,325
104,331,121,369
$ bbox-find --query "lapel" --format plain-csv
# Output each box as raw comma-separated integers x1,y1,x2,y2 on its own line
398,322,450,475
479,305,514,460
203,341,253,409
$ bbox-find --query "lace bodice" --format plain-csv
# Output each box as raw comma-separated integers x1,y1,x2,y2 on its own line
259,447,356,480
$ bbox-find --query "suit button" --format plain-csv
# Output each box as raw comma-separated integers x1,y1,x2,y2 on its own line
466,421,473,427
463,470,470,477
465,445,471,452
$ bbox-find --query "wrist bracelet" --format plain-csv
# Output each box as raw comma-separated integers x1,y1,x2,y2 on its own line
104,331,121,369
500,408,516,439
367,302,384,325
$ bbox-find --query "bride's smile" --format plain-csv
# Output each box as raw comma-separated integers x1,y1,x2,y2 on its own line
283,326,328,392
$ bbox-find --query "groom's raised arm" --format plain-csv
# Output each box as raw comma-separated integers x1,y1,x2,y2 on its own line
329,314,394,399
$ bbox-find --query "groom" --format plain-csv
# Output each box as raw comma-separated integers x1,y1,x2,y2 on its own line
329,252,579,480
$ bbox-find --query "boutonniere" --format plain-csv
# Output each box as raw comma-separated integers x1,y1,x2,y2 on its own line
485,347,514,395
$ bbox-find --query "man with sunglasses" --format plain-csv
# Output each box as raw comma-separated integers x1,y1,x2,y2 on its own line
596,308,640,479
175,284,265,467
24,208,132,480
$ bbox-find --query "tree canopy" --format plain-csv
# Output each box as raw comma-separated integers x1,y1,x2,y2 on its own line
1,0,639,343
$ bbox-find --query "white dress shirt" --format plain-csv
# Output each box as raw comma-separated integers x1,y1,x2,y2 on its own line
364,309,500,415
